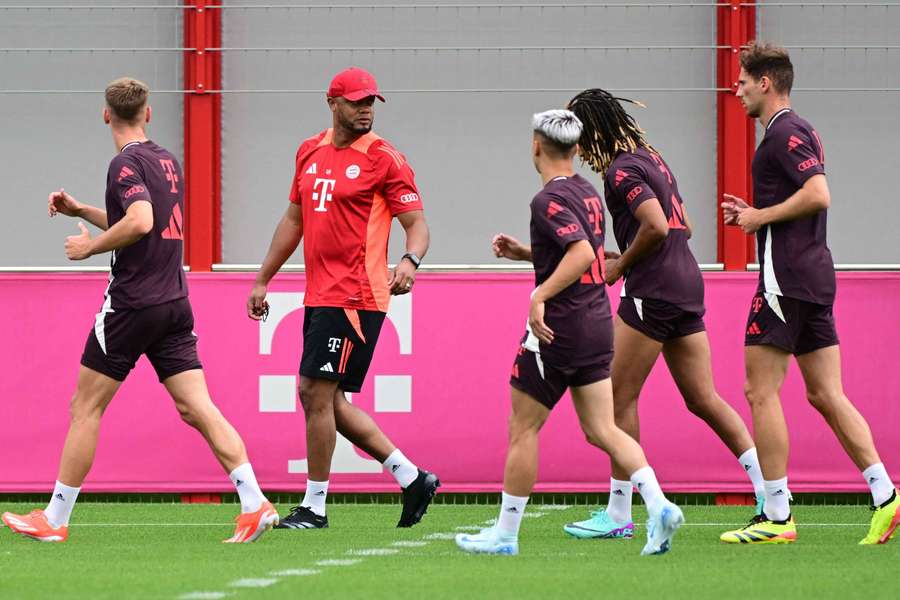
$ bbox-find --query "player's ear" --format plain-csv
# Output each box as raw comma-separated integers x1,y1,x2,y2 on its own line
145,105,152,124
103,107,111,125
759,75,771,94
326,96,337,113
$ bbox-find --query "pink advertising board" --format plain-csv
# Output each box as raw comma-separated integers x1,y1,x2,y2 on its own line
0,272,898,494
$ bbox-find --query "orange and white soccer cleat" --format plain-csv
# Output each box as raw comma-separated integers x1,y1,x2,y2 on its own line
2,509,69,542
223,501,279,543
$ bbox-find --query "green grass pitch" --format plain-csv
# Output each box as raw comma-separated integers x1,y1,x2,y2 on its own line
1,501,897,599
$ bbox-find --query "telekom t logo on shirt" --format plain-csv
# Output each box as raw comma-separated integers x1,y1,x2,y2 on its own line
312,178,337,212
159,159,179,193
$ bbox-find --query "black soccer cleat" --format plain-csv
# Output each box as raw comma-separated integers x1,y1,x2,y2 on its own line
397,469,441,528
274,505,329,530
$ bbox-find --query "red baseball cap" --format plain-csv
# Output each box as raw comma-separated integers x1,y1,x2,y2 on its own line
327,67,385,102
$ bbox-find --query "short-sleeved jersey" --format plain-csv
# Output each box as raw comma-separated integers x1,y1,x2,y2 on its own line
288,129,424,313
103,141,188,310
528,174,612,367
604,148,705,314
752,109,834,304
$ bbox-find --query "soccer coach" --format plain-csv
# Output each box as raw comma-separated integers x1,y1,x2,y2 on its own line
247,67,439,530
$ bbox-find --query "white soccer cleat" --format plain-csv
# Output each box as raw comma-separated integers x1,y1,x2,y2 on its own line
641,501,684,556
455,527,519,556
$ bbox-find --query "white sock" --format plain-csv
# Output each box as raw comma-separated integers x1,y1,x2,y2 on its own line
229,463,266,513
383,449,419,488
301,479,329,517
763,477,791,521
630,466,667,514
863,463,896,506
496,492,528,537
44,481,80,528
738,447,766,499
606,478,633,523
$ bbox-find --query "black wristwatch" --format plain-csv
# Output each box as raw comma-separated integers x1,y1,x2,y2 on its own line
401,253,421,269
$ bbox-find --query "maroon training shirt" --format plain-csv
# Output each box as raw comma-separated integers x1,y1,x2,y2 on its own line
752,109,834,305
103,141,188,310
604,147,705,314
529,174,612,367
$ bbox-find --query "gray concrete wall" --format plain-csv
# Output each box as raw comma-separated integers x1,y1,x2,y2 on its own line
0,0,183,267
220,1,719,265
758,1,900,263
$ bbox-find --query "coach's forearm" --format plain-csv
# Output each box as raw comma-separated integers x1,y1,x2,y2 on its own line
88,214,150,255
398,210,430,259
255,216,302,286
533,240,595,303
76,204,109,231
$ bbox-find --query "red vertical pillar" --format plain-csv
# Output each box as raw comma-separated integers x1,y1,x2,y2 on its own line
717,0,756,270
183,0,221,271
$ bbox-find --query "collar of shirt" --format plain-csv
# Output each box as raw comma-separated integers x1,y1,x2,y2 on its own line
765,108,792,131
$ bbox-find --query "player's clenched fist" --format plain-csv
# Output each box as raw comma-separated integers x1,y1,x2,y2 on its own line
48,188,82,218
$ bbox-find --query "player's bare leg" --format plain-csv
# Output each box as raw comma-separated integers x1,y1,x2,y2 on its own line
456,387,548,555
796,345,879,470
298,376,340,481
57,366,122,486
164,369,277,542
571,379,683,555
164,369,247,471
503,388,551,496
663,332,755,456
333,389,393,462
2,367,123,541
740,344,796,528
608,318,662,482
274,376,340,529
795,344,898,544
572,379,648,475
333,389,439,526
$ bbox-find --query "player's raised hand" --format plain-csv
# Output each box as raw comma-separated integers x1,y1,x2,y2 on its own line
492,233,530,261
247,283,270,321
48,188,82,218
528,298,554,345
721,193,749,226
65,222,93,260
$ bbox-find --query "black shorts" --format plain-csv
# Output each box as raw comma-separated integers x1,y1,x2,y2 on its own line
81,297,202,382
744,292,839,356
617,297,706,343
299,306,385,393
509,344,612,410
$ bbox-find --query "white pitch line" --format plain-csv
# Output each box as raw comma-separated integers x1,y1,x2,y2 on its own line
391,540,429,548
178,593,232,599
347,548,401,556
523,512,547,519
228,578,279,588
424,532,457,540
454,525,482,531
315,559,362,567
536,505,571,511
269,569,321,577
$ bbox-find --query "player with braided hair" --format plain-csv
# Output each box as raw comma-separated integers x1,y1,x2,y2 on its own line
562,89,764,541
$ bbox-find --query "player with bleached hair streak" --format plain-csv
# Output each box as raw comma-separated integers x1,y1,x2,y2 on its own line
455,110,683,557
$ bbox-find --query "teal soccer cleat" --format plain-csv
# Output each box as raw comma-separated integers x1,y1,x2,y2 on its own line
563,510,634,539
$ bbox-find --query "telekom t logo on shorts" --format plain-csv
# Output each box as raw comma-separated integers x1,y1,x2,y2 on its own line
257,293,414,475
312,178,337,212
159,159,179,193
